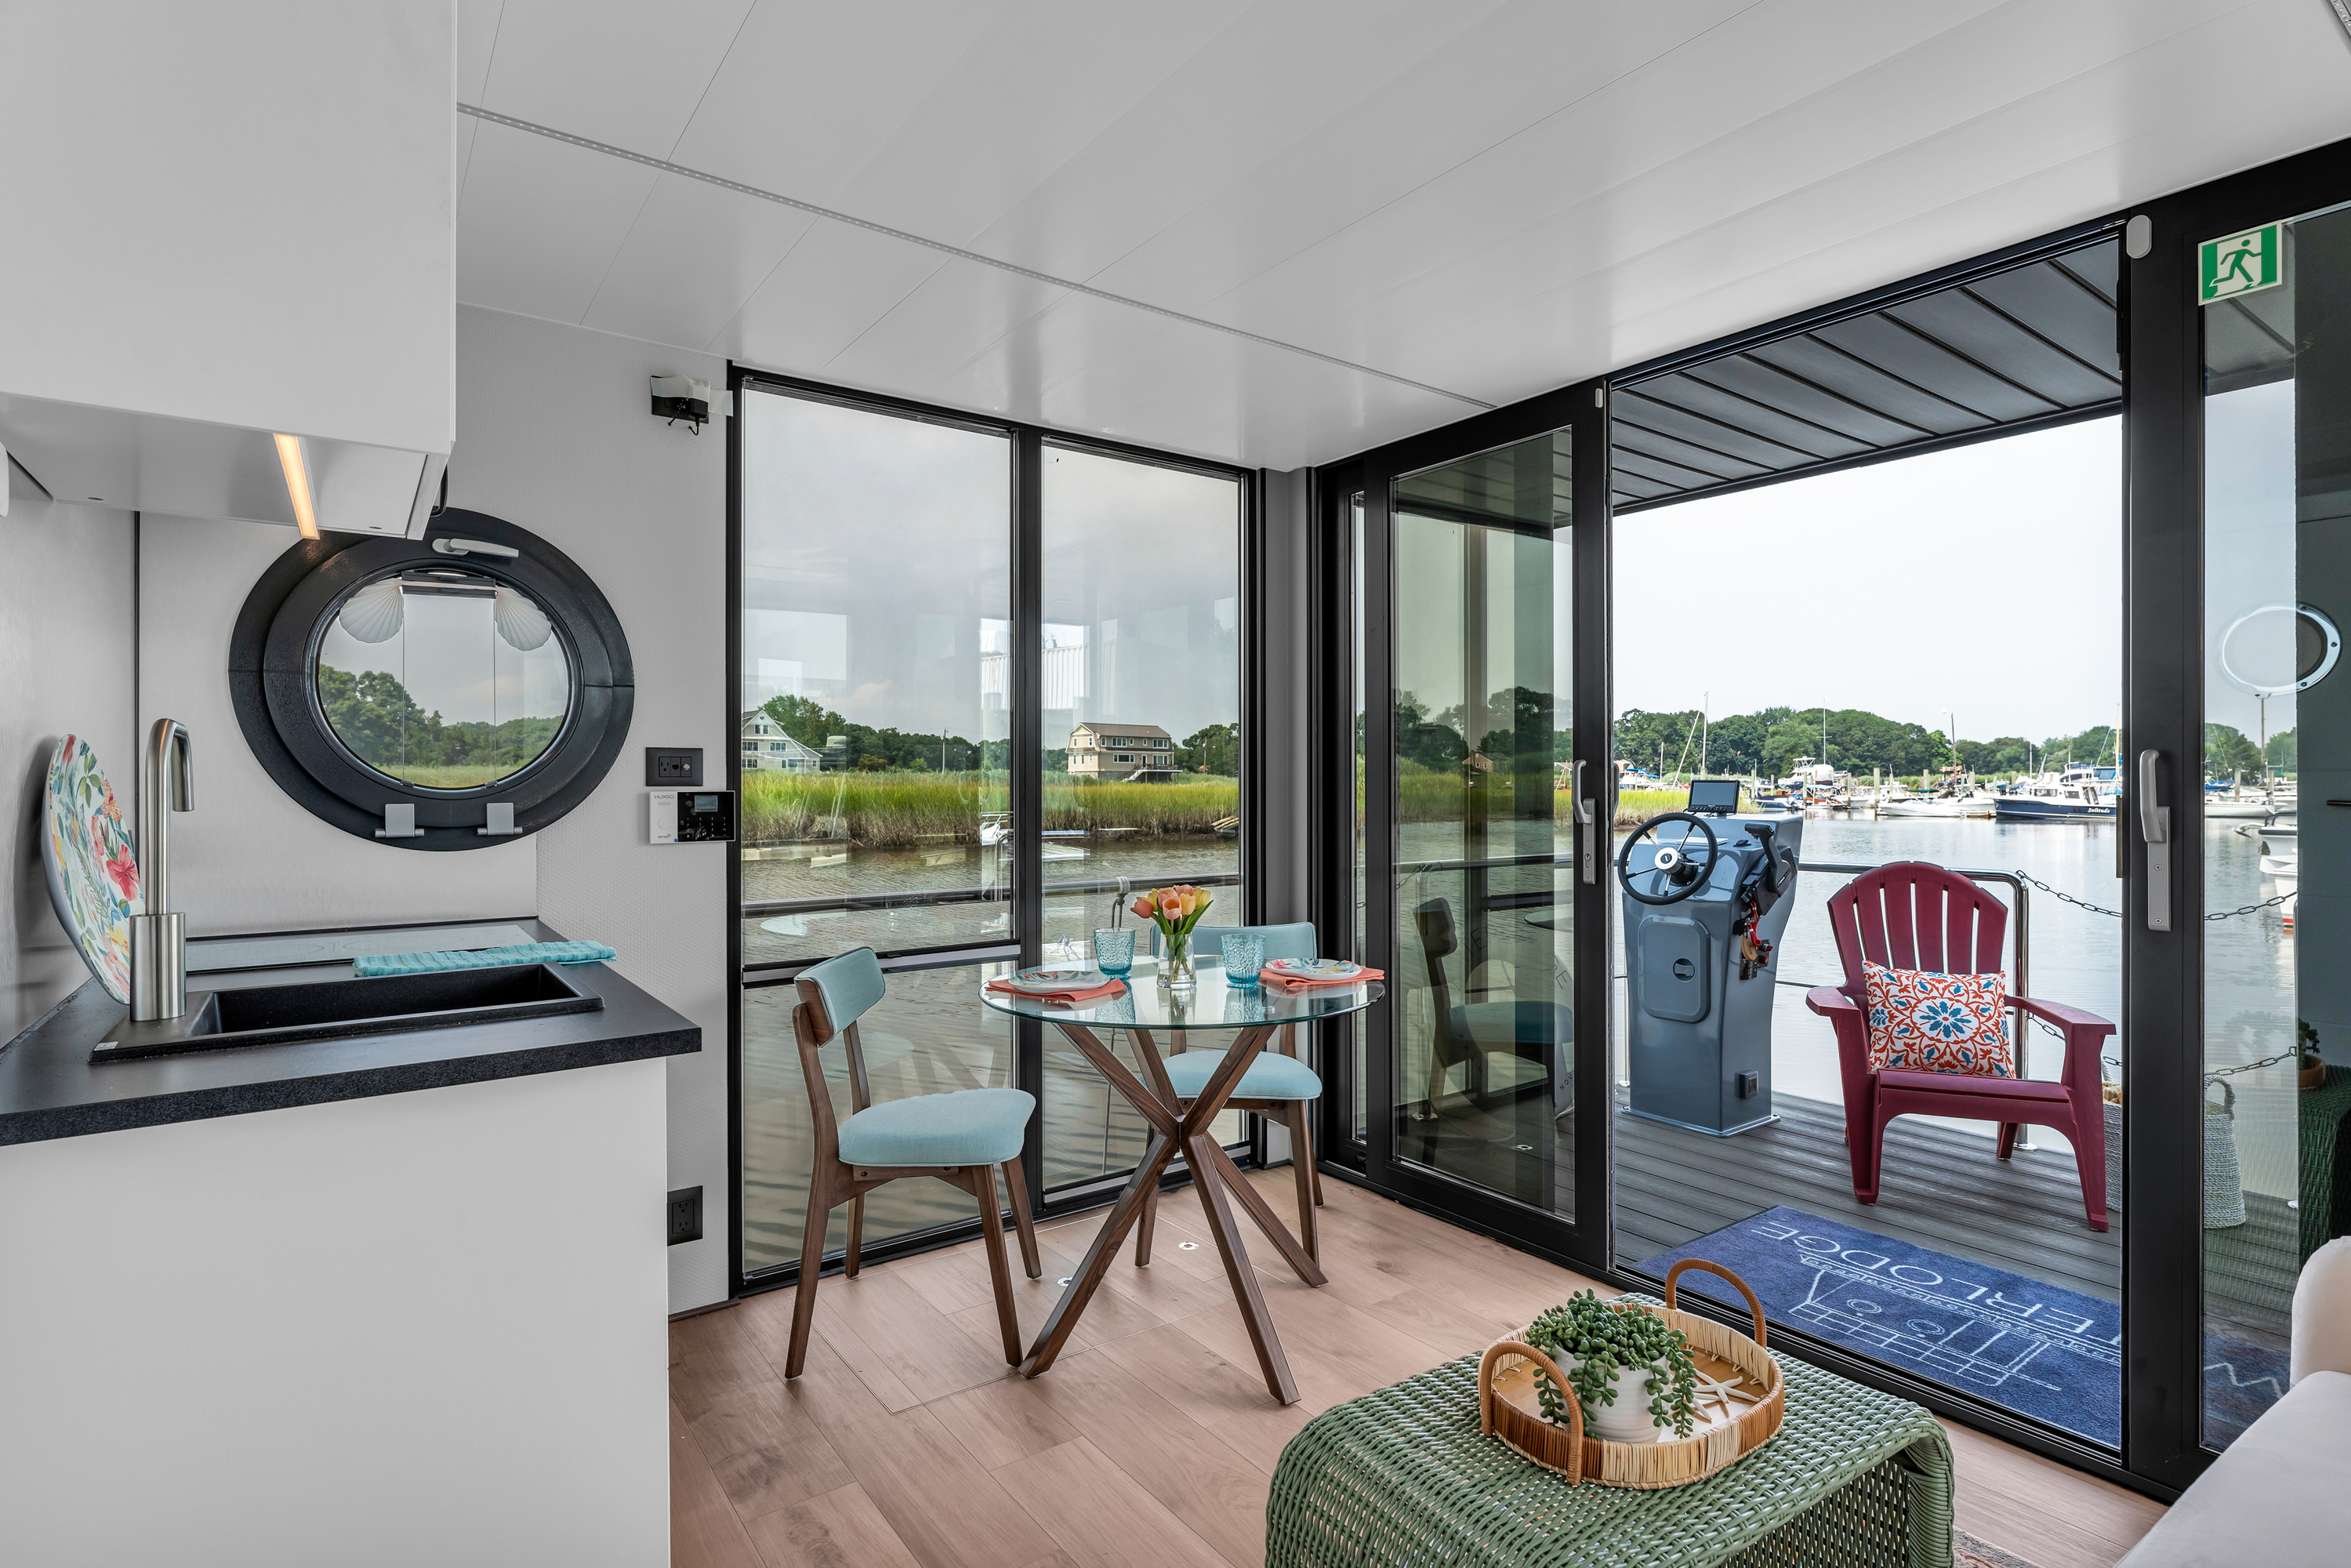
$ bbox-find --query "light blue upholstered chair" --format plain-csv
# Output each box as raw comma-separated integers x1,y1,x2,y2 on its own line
1138,920,1326,1262
782,948,1040,1378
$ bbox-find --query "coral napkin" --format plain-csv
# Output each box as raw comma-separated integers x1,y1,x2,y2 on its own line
1261,965,1384,992
985,976,1128,1005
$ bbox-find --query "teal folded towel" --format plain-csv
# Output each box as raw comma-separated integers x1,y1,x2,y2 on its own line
352,942,616,978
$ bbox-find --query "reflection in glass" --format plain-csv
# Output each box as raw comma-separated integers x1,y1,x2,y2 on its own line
737,390,1012,964
315,567,570,789
741,960,1014,1276
1391,431,1574,1218
2200,205,2349,1448
1040,445,1244,1190
1351,491,1368,1142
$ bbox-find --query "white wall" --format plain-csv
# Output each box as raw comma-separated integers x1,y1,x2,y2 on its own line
0,1058,669,1568
0,3,453,455
452,304,730,1312
138,514,538,935
1,471,136,1040
120,304,727,1312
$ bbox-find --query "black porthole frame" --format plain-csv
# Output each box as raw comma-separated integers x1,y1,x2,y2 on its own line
230,509,633,851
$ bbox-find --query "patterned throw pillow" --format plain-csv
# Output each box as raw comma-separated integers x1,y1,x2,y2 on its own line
1861,962,2015,1077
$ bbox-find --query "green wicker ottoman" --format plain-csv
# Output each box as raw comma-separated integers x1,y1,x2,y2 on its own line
1266,1297,1953,1568
2300,1065,2351,1258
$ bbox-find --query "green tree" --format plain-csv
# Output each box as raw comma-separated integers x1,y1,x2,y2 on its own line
2267,728,2297,771
2205,722,2265,780
762,694,847,750
1178,722,1239,775
1396,691,1467,774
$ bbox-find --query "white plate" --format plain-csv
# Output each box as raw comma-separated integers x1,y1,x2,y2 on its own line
1003,967,1108,993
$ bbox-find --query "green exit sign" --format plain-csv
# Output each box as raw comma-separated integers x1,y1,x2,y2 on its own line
2200,223,2284,304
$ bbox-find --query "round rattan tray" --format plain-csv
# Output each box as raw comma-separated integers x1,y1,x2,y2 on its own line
1478,1259,1784,1490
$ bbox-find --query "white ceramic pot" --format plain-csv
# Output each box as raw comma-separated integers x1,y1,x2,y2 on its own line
1556,1355,1668,1443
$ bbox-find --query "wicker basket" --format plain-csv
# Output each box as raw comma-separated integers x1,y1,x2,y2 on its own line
1478,1259,1784,1490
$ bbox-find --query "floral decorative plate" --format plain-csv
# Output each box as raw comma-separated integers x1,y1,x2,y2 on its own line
41,735,140,1003
1003,966,1107,993
1264,957,1362,979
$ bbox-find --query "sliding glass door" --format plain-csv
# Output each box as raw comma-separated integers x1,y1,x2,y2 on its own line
1345,396,1612,1263
1391,434,1576,1217
731,375,1254,1287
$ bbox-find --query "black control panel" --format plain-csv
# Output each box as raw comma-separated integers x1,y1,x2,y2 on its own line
650,789,736,844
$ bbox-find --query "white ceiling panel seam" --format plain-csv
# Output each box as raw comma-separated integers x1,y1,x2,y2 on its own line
453,102,1494,411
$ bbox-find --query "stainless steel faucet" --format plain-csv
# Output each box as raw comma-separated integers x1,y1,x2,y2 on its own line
129,719,194,1022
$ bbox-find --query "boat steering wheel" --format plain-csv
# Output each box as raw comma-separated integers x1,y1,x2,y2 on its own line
1616,812,1721,906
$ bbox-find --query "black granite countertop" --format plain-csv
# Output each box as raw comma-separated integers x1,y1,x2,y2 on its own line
0,920,699,1145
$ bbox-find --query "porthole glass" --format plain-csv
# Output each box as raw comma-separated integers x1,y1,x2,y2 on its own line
315,568,572,790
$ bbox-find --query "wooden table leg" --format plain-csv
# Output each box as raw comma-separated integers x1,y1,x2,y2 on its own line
1185,1131,1300,1405
1200,1138,1326,1287
1021,1129,1179,1378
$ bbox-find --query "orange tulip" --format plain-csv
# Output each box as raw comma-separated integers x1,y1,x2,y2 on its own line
1130,894,1155,920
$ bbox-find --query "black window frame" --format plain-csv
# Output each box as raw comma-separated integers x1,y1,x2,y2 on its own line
724,365,1266,1298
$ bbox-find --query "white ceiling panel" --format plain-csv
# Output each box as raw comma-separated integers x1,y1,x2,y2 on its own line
471,0,753,158
718,220,952,375
455,0,2351,469
455,120,660,321
580,172,818,347
817,259,1070,401
1082,0,1758,314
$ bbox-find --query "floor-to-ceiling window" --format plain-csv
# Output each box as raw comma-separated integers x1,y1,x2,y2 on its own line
1036,442,1246,1192
736,387,1016,1276
2199,199,2351,1447
734,379,1254,1285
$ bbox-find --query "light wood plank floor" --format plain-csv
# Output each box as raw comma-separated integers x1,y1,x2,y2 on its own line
672,1171,2164,1568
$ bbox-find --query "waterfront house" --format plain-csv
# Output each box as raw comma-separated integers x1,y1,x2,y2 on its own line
739,711,823,772
1066,721,1176,781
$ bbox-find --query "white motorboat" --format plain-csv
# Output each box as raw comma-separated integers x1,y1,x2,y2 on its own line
1880,787,1998,818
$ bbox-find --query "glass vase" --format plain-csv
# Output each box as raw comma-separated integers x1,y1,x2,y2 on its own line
1160,929,1195,997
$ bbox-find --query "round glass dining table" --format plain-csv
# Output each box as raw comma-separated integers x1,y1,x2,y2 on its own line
981,963,1382,1405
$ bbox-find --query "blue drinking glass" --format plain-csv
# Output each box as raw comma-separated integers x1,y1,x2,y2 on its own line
1221,932,1264,990
1093,928,1135,978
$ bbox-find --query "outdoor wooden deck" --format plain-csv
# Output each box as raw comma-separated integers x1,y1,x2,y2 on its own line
1613,1089,2298,1352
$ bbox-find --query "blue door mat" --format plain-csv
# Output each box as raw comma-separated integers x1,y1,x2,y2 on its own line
1640,1206,2286,1448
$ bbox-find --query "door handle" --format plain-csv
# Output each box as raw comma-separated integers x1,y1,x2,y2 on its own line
1573,759,1596,884
2137,749,2171,931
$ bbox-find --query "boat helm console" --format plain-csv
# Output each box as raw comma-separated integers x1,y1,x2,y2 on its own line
1616,780,1803,1137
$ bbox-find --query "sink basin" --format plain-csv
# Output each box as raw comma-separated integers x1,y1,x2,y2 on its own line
92,964,605,1062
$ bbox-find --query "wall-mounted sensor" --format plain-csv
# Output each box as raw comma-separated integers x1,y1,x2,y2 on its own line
651,375,714,433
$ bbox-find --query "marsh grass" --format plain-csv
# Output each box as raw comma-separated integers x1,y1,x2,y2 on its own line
741,770,1238,847
381,763,521,789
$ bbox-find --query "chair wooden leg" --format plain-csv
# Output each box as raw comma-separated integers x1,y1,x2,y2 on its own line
1996,1122,2020,1161
1002,1158,1041,1279
784,1177,834,1380
1286,1104,1319,1261
1135,1178,1159,1265
970,1163,1022,1365
844,1194,865,1277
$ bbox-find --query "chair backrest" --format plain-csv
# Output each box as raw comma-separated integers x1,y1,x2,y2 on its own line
1825,862,2008,999
1145,920,1316,965
1414,898,1458,997
791,948,887,1167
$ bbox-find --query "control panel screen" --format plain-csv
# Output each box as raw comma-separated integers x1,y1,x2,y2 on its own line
1688,779,1741,815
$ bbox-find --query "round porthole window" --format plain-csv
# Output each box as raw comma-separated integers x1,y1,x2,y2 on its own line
316,568,574,791
231,510,633,849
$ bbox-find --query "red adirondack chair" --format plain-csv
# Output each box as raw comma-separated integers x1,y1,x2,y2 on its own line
1804,861,2113,1231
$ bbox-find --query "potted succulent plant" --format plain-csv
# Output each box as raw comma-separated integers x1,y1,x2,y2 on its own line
1522,1290,1700,1443
2300,1021,2328,1091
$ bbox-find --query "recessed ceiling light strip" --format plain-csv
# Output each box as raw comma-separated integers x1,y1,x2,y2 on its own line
457,102,1493,411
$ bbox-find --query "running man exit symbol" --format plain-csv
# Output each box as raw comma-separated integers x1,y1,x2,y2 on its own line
2200,223,2283,304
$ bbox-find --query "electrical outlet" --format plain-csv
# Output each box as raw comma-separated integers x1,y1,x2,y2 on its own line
1737,1071,1761,1100
645,747,703,786
668,1186,703,1246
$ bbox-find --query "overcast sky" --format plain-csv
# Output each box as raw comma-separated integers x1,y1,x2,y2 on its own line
1613,417,2122,743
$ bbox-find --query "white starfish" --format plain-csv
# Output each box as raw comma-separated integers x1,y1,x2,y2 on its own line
1691,1367,1760,1418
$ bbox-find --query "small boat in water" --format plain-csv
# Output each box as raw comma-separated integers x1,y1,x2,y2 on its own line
1994,764,2116,822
